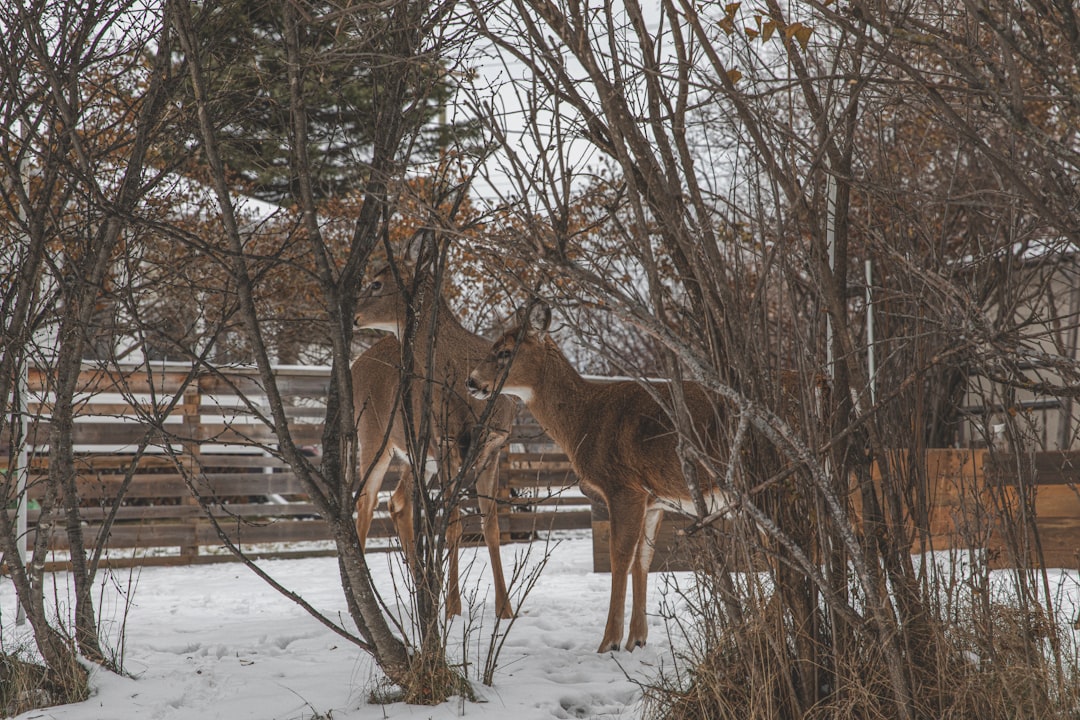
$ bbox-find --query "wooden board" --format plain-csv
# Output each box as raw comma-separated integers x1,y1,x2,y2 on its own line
856,449,1080,570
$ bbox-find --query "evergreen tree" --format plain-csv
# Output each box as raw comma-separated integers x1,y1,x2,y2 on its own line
180,0,465,203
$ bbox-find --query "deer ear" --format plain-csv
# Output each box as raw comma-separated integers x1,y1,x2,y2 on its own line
400,229,438,286
403,230,424,265
525,302,552,336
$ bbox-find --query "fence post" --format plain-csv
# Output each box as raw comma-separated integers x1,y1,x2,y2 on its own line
180,382,201,558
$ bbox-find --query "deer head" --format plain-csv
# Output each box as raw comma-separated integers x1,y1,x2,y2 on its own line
467,302,552,405
353,261,408,334
353,231,438,336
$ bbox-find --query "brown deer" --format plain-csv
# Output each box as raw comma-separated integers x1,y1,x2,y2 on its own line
466,303,733,651
351,257,514,619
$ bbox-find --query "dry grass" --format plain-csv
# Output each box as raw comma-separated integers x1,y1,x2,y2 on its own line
644,584,1080,720
400,650,474,706
0,649,89,717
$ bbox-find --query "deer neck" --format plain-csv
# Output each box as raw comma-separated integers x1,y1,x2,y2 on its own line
521,341,594,456
406,293,487,377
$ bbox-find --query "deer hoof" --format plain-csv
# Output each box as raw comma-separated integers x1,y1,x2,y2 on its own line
597,639,621,653
625,638,646,651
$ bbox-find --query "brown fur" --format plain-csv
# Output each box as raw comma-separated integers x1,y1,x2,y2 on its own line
352,262,515,618
467,304,730,651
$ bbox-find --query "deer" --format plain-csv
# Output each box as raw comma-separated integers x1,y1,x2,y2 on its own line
351,254,515,619
466,302,734,652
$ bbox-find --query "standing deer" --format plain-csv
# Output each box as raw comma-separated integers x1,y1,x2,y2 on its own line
466,303,732,651
351,257,514,619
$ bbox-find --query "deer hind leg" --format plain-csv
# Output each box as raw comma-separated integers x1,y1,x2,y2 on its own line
626,507,663,650
354,448,393,552
417,453,463,617
387,468,416,567
474,430,512,618
444,502,463,617
599,495,647,653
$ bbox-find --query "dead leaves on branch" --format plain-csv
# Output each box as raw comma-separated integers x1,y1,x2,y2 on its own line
714,2,815,54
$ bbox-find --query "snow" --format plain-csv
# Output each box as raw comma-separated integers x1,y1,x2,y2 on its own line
6,536,1080,720
2,535,680,720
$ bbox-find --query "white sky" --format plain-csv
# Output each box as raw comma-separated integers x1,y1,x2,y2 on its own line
453,2,667,204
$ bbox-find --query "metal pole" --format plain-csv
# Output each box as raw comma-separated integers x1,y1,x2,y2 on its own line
826,172,837,376
14,119,28,626
866,258,876,406
16,362,28,626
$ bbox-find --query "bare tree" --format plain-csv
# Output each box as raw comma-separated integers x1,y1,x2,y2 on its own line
0,0,179,704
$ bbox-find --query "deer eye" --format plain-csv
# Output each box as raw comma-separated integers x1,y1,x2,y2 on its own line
495,348,512,365
368,280,383,293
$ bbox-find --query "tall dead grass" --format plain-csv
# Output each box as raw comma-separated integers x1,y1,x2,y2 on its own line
0,647,89,717
644,540,1080,720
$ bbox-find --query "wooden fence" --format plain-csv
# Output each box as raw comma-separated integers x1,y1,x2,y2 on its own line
907,448,1080,569
4,363,590,568
4,364,1078,571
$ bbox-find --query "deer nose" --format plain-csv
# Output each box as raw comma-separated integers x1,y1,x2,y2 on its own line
465,376,485,398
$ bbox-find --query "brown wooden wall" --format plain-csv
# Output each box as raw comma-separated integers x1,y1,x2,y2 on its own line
844,449,1080,570
919,448,1080,569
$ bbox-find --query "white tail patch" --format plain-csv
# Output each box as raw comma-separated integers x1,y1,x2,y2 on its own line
360,321,401,335
657,489,733,518
391,449,437,476
499,386,534,404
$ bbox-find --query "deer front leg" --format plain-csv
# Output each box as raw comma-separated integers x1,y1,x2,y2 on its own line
444,502,463,617
626,507,663,650
598,495,646,653
415,455,462,617
474,429,512,618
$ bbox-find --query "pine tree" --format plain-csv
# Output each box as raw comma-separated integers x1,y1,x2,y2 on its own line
179,0,464,203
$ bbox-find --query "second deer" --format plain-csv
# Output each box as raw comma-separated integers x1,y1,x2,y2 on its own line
467,303,733,651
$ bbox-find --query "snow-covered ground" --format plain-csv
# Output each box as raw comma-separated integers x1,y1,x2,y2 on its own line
2,535,686,720
4,535,1080,720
